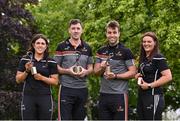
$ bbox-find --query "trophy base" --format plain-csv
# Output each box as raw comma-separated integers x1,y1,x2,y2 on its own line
138,77,142,85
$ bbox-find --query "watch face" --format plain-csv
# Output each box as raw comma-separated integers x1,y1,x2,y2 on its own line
148,84,151,89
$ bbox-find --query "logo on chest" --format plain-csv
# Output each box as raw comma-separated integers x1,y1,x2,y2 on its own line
116,51,122,57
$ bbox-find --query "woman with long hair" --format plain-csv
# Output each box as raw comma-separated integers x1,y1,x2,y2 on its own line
135,32,172,120
16,34,59,120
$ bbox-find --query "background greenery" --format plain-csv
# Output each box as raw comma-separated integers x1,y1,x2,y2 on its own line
0,0,179,120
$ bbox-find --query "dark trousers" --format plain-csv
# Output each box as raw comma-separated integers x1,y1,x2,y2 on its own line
98,93,128,120
21,94,53,120
137,93,165,120
58,86,88,120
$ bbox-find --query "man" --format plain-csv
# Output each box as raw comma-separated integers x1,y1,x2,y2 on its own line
94,20,136,120
54,19,93,120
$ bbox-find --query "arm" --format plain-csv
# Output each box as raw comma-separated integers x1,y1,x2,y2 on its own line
34,73,59,86
150,69,172,88
79,64,93,77
139,69,172,90
16,61,32,84
57,65,72,75
16,71,29,84
57,65,79,76
94,61,106,76
57,63,93,77
116,65,137,79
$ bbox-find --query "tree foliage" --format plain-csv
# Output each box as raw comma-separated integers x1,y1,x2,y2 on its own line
0,0,38,90
0,0,38,119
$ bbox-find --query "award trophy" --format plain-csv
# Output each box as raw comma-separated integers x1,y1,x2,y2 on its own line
27,51,37,75
105,62,111,74
105,54,113,74
138,77,142,85
72,52,82,74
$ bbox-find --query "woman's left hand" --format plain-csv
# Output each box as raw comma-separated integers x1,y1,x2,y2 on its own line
139,80,150,90
34,73,43,80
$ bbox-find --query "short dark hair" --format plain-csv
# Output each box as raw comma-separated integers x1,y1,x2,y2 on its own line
106,20,120,31
69,19,83,28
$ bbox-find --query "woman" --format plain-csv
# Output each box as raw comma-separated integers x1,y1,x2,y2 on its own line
16,34,59,120
135,32,172,120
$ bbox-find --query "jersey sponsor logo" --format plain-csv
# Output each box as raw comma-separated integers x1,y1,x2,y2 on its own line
116,51,122,57
81,47,88,52
64,46,70,50
21,104,25,110
117,105,124,112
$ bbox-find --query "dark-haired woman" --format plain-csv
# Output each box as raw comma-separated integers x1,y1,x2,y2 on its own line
135,32,172,120
16,34,59,120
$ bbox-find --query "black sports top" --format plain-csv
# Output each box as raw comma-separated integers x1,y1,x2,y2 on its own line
138,53,169,95
17,55,58,95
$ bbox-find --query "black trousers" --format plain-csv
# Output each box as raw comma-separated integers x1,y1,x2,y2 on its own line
137,93,165,120
98,93,128,120
58,86,88,120
21,94,53,120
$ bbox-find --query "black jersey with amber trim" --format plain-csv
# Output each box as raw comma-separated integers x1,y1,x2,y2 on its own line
138,53,169,95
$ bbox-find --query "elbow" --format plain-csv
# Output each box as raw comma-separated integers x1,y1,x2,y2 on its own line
93,69,97,75
168,74,173,82
15,76,21,84
16,79,20,84
54,80,59,86
52,79,59,86
93,70,97,75
93,70,100,76
130,70,137,79
167,70,173,82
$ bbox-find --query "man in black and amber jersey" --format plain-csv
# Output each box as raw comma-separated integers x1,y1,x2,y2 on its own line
94,20,136,120
54,19,93,120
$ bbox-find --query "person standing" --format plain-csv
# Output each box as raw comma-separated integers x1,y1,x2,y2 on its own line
135,32,172,120
94,20,136,120
16,34,59,120
54,19,93,120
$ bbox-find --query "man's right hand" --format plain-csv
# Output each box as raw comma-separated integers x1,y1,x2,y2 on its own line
100,61,107,70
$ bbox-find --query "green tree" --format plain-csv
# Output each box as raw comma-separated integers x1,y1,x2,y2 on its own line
0,0,38,119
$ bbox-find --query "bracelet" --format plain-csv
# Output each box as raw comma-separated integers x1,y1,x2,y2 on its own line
147,83,152,89
115,74,118,79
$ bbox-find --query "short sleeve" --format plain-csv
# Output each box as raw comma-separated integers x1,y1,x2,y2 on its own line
95,49,104,63
17,57,28,72
153,54,169,72
54,44,64,66
87,56,94,64
124,48,134,60
125,59,135,67
48,59,58,75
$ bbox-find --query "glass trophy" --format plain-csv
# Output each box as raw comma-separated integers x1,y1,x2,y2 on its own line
105,55,112,74
27,51,37,75
138,77,142,85
72,52,82,74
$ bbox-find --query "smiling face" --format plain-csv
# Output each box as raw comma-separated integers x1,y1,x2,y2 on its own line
68,23,83,41
33,38,47,55
142,36,156,56
106,27,120,46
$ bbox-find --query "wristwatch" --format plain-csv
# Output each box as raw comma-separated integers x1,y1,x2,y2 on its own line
147,83,152,89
